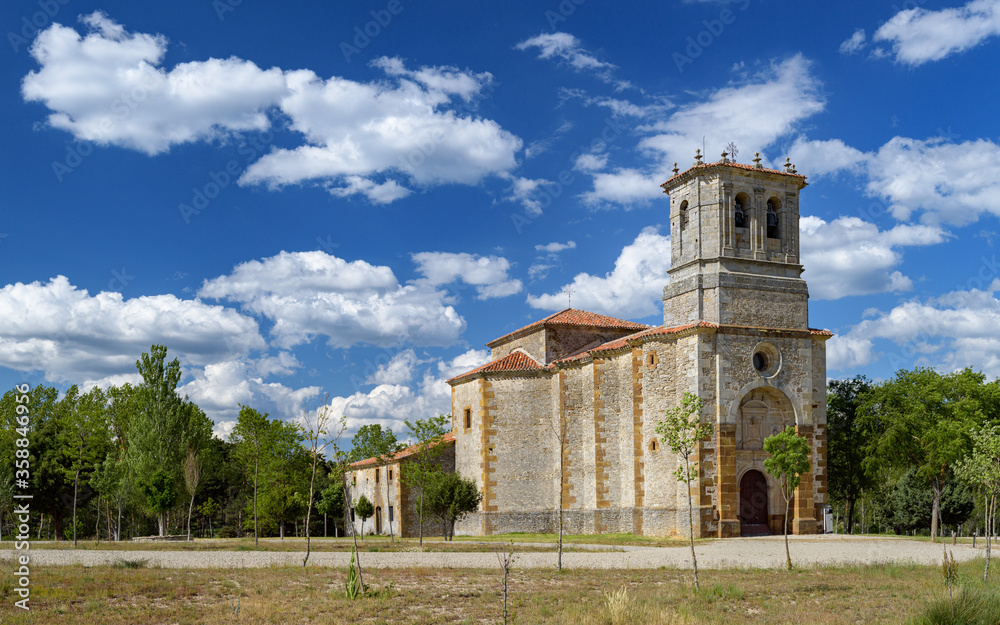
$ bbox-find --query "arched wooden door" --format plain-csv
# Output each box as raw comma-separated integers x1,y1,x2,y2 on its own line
740,470,770,536
375,507,382,534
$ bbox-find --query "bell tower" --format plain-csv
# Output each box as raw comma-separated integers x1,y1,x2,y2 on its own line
660,150,809,330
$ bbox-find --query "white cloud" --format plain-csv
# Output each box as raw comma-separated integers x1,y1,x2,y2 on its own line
367,349,420,385
22,15,522,202
574,153,608,172
828,280,1000,378
0,275,264,384
581,55,825,206
865,137,1000,226
240,60,521,199
535,241,577,254
22,13,287,155
412,252,523,300
800,216,948,299
839,29,867,54
253,352,301,377
515,32,624,86
873,0,1000,65
198,250,466,349
528,264,554,281
787,137,867,178
506,176,552,216
527,226,671,318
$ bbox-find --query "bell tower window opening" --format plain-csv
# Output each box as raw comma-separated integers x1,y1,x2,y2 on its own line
678,200,689,230
734,193,749,229
766,199,780,239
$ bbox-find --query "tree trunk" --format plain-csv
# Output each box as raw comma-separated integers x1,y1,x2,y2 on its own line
253,454,260,546
931,478,942,543
341,476,365,590
684,456,699,590
987,493,995,582
186,492,195,541
158,512,166,537
419,493,424,546
280,520,285,539
95,493,102,545
784,497,792,571
846,497,856,534
72,462,81,547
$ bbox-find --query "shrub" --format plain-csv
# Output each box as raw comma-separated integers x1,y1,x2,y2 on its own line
910,585,1000,625
218,526,237,538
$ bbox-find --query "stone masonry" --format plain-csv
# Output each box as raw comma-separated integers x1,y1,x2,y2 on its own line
443,152,830,538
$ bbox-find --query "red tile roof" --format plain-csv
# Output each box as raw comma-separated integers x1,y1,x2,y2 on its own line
810,328,834,337
486,308,650,348
350,432,455,468
446,350,543,383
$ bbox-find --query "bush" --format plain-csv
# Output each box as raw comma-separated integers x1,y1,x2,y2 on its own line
218,526,237,539
910,585,1000,625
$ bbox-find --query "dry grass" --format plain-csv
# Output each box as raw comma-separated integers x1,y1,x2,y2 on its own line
3,537,574,554
0,555,993,624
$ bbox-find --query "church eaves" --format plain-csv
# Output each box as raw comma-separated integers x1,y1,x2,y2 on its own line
485,308,650,349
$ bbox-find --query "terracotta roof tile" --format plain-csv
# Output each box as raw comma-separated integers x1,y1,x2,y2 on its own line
446,350,543,383
350,432,455,468
810,328,834,337
486,308,649,348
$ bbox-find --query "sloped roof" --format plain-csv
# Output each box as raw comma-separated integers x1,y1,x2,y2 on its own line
662,161,808,191
350,432,455,469
551,321,718,364
446,350,543,384
486,308,650,348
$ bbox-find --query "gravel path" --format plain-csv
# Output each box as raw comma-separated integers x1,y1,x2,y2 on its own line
1,536,984,570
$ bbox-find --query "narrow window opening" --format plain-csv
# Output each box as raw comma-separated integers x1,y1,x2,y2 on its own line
649,439,659,452
766,200,780,239
388,469,393,481
679,200,689,230
352,473,357,486
464,407,472,429
375,468,380,484
389,506,394,523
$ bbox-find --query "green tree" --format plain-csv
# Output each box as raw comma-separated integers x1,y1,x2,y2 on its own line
425,471,482,541
256,420,309,539
129,345,186,536
763,426,811,571
354,494,374,538
198,497,220,538
300,400,345,566
956,424,1000,580
230,405,271,545
403,414,450,546
827,376,874,534
16,386,67,539
183,448,202,541
57,385,110,547
139,469,178,526
655,392,713,591
859,368,993,541
316,480,344,537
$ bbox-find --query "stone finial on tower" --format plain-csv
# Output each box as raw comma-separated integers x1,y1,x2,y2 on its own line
784,156,793,173
672,162,679,175
720,151,730,164
752,152,763,169
694,149,703,165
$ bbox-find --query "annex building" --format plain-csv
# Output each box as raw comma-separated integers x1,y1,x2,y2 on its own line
446,152,831,538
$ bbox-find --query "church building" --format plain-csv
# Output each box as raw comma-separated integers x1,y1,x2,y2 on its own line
448,151,830,538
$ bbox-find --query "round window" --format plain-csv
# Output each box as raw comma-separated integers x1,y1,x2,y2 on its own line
750,342,781,378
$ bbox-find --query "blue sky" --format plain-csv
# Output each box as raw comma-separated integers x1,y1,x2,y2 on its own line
2,0,1000,440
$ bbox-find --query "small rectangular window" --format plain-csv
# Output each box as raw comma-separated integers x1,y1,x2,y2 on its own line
389,506,394,523
388,469,393,481
352,473,356,486
464,407,472,429
375,468,380,484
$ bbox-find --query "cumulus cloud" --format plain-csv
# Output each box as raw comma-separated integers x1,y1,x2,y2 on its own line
412,252,523,300
787,137,868,178
241,61,521,198
198,250,466,349
366,349,421,385
827,278,1000,378
527,226,671,318
873,0,1000,65
22,12,287,155
865,137,1000,226
535,241,576,254
580,55,825,206
800,216,948,299
0,275,264,384
22,14,522,202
